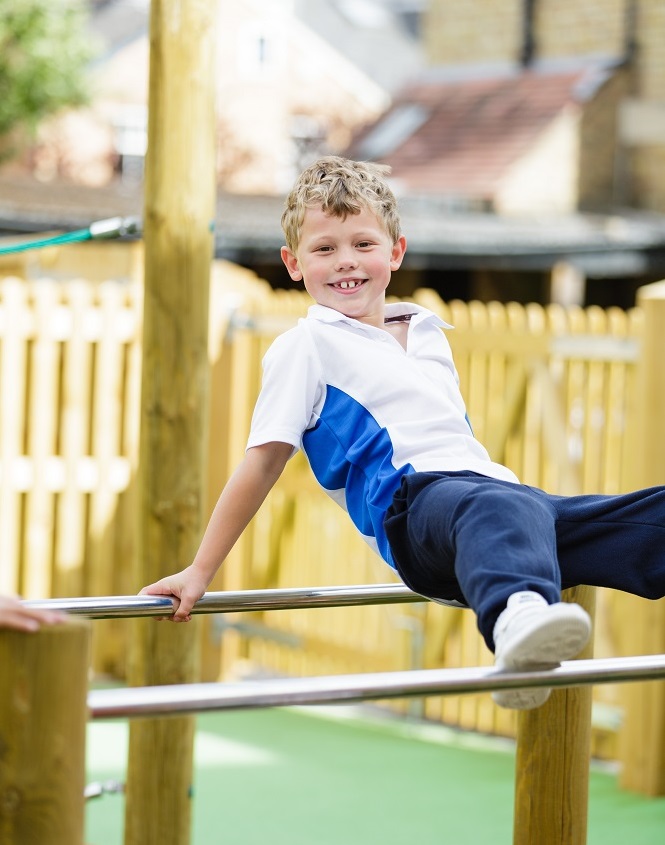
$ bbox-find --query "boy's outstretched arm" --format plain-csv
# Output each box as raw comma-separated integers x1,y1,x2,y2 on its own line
139,441,293,621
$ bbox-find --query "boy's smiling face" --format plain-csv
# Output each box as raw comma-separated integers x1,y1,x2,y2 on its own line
281,204,406,327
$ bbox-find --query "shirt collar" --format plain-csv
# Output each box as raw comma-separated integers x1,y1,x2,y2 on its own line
306,302,453,330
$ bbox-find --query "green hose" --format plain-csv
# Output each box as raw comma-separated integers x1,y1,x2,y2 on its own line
0,216,140,256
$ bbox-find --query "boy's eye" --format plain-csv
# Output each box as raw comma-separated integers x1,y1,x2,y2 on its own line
356,241,373,248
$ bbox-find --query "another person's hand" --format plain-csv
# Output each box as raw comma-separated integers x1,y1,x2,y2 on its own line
0,595,67,632
139,565,210,622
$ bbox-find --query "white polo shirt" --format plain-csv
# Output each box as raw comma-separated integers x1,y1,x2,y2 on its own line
247,302,519,568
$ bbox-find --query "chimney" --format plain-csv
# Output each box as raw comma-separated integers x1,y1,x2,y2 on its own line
520,0,537,67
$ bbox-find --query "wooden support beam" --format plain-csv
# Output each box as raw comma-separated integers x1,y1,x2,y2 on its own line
619,280,665,796
513,585,596,845
124,1,217,843
0,621,90,845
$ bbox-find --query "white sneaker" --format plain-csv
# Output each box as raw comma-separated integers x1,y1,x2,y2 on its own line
491,592,592,710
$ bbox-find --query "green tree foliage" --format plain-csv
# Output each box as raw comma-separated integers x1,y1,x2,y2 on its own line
0,0,96,156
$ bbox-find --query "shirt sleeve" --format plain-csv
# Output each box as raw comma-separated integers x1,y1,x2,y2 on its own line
246,324,323,454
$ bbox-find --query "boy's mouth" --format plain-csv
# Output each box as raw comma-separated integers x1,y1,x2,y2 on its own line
331,278,366,291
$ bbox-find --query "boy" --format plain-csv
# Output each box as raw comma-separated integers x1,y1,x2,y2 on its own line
141,156,665,710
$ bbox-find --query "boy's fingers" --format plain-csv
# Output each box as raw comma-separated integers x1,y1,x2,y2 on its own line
147,592,194,622
137,574,205,622
138,582,171,597
36,610,68,626
138,582,179,621
6,612,40,632
0,597,68,632
172,596,196,621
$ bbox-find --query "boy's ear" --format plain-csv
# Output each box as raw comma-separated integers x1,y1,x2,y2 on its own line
281,246,303,281
390,235,407,271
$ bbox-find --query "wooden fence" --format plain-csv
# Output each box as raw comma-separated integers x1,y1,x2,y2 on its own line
1,252,663,787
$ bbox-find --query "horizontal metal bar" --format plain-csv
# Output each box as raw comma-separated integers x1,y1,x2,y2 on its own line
88,654,665,720
24,583,424,619
550,335,640,362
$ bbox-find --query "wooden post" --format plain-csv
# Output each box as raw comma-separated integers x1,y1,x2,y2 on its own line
124,1,217,844
0,621,90,845
618,280,665,796
513,585,596,845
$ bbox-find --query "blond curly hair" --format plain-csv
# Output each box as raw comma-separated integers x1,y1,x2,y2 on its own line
281,156,402,253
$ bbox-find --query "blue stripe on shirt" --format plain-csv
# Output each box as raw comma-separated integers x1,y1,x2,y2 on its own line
302,385,414,566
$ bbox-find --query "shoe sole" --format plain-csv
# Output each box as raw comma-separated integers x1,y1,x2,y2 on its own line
492,686,551,710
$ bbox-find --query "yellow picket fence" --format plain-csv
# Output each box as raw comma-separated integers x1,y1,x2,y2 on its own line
1,255,663,772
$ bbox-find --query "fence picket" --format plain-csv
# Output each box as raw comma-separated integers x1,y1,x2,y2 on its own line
0,280,30,593
54,280,95,599
23,281,61,598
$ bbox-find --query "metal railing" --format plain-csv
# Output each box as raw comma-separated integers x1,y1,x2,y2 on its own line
88,653,665,720
25,582,423,618
27,585,665,722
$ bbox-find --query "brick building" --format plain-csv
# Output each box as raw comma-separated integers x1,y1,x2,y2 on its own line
421,0,665,213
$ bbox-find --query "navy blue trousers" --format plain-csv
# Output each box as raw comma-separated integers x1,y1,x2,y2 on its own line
383,471,665,651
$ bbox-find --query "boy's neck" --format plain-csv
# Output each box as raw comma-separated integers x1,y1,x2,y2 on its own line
317,301,387,330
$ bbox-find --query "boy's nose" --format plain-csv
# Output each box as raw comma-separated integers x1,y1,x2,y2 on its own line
334,251,358,271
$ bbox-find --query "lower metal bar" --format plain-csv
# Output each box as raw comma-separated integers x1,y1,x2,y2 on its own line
88,654,665,720
24,583,423,619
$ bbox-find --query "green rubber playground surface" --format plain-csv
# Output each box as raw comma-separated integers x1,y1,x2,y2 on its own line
85,706,665,845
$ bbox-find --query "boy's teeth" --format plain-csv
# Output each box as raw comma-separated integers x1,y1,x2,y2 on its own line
340,280,358,289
